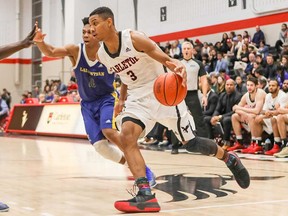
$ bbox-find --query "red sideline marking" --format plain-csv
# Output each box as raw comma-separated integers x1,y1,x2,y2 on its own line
150,12,288,42
0,58,31,64
42,56,63,62
0,56,62,64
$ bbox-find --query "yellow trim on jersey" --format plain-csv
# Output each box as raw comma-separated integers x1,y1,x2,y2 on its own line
111,90,119,130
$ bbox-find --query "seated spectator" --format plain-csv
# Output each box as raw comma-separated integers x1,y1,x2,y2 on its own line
258,77,269,93
0,97,9,123
1,88,11,110
252,25,265,48
67,80,78,93
219,69,230,80
264,54,278,79
169,40,181,59
38,93,47,104
257,40,269,60
228,77,266,152
209,72,218,92
215,75,226,94
20,94,28,104
280,42,288,59
245,52,256,76
202,76,219,117
235,76,247,95
242,30,251,42
276,64,288,87
236,43,249,63
32,86,40,98
208,48,217,73
282,79,288,93
256,53,267,69
204,79,242,149
215,52,229,73
275,23,287,53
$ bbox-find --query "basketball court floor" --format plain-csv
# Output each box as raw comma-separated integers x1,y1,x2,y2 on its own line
0,134,287,216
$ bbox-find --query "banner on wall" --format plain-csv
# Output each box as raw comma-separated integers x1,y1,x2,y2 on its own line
36,104,86,136
7,105,44,132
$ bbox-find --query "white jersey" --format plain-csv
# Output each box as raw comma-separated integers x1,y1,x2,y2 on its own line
263,90,288,111
244,88,266,108
97,29,165,98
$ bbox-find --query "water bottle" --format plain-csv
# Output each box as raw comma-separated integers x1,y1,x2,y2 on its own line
264,138,272,152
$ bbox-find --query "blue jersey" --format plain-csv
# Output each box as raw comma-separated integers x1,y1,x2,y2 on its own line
73,43,115,102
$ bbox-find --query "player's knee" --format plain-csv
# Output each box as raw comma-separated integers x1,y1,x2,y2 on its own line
184,136,217,156
93,140,123,163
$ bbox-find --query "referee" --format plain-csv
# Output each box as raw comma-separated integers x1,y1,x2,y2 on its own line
181,41,209,138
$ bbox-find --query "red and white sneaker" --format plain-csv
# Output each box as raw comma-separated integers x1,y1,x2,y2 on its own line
248,145,264,154
227,142,245,152
114,191,160,213
265,144,281,156
241,142,255,154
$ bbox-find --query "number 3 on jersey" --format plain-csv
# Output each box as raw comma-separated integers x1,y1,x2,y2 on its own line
127,70,137,81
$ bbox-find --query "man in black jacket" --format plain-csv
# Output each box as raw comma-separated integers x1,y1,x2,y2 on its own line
204,79,242,149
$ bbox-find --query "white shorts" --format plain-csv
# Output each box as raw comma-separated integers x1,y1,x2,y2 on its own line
117,93,196,142
241,122,250,132
262,118,273,134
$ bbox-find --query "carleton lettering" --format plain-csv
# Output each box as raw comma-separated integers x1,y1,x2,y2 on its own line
110,57,139,73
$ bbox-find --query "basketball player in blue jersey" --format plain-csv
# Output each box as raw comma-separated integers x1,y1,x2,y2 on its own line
0,22,37,213
89,7,250,213
33,18,156,186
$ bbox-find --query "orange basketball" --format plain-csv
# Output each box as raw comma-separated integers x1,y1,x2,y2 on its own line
153,72,187,106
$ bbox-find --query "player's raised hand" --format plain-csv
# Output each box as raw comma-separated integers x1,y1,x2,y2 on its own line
21,22,37,48
33,22,47,43
166,61,187,87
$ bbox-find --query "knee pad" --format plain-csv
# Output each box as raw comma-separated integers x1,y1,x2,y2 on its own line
184,136,218,156
93,140,123,163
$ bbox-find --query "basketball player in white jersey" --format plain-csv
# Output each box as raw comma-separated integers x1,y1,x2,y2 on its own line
253,79,288,155
229,76,266,153
33,19,156,186
0,22,37,213
89,7,250,213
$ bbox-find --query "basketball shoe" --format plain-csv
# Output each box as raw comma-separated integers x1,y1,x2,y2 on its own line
265,144,280,156
241,142,255,154
0,202,9,212
227,142,244,152
146,166,157,188
224,152,250,189
274,146,288,158
114,190,160,213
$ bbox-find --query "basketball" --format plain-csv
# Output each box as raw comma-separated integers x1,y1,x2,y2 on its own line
153,72,187,106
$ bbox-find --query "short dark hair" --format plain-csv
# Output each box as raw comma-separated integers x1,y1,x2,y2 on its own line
247,76,258,85
82,17,89,25
269,79,280,86
89,7,114,24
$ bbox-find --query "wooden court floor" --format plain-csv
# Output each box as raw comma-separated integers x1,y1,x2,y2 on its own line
0,134,287,216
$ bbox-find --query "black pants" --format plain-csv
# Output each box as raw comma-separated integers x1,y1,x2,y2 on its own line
204,115,232,141
185,91,208,138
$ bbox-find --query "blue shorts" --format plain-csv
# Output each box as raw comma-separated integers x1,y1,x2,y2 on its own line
81,92,117,144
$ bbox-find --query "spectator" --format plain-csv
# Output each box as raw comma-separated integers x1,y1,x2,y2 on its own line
1,88,11,110
282,79,288,93
275,23,288,53
257,40,269,60
235,76,247,95
265,54,278,79
202,76,219,117
20,94,28,104
243,30,251,42
32,86,40,98
0,97,9,124
245,52,256,76
215,52,229,73
204,79,242,149
252,25,265,47
38,93,47,104
258,77,269,93
56,79,68,96
169,40,181,59
208,48,217,72
280,42,288,59
215,75,226,94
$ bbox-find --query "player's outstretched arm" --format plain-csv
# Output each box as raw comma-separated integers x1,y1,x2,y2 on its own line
34,23,77,60
0,23,36,60
131,31,187,86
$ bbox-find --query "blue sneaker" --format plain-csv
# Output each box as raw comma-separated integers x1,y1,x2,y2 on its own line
0,202,9,212
145,166,157,188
